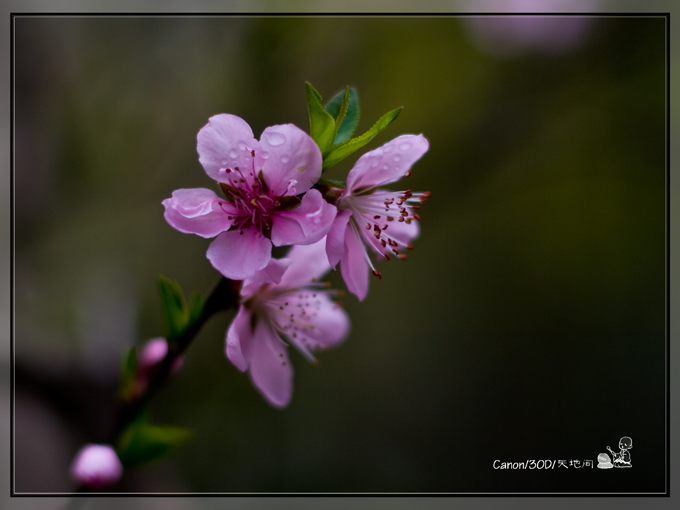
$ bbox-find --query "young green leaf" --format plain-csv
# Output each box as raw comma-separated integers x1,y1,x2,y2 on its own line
322,107,402,171
188,293,204,325
117,416,192,466
315,177,347,188
333,87,350,141
305,82,336,154
158,275,189,343
119,347,138,402
325,87,360,145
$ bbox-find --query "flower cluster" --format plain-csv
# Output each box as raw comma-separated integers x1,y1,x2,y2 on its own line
163,109,429,407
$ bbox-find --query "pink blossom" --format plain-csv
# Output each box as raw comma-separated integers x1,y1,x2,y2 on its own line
137,338,184,390
225,239,350,408
70,444,123,488
163,114,337,281
325,134,429,301
461,0,597,57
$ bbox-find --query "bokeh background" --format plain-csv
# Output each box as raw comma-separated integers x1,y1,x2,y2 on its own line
12,14,667,494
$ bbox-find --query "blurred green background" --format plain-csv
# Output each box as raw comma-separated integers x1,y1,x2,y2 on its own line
14,16,666,493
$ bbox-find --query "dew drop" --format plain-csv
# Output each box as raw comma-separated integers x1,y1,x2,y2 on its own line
384,145,392,153
221,159,228,166
238,143,246,150
262,151,270,160
382,165,389,170
265,131,287,147
392,155,401,162
228,149,238,159
400,142,411,151
281,155,290,164
371,159,380,168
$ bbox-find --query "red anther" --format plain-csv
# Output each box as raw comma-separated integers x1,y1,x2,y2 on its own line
388,239,398,247
407,243,415,250
398,217,404,222
405,218,412,224
334,301,345,308
251,150,255,157
401,210,408,216
380,239,387,247
414,214,421,221
365,223,371,229
405,170,412,177
398,254,408,260
419,197,428,204
226,168,232,173
412,205,420,210
387,216,394,221
382,224,388,230
372,270,382,279
374,215,381,219
392,249,399,255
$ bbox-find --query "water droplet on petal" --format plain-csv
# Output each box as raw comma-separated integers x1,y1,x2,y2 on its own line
221,159,228,166
384,145,392,153
265,131,287,147
382,165,389,170
371,159,380,168
228,149,238,159
400,142,411,151
281,155,290,164
238,143,246,150
393,155,401,162
262,151,270,160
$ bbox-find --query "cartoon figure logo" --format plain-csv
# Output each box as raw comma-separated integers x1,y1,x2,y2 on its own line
596,452,613,469
606,436,632,468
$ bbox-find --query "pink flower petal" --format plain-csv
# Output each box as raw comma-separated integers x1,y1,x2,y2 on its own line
248,320,293,408
206,228,272,280
225,308,253,372
260,124,322,196
298,293,350,348
326,209,352,269
197,114,265,183
346,134,429,191
245,257,293,287
341,226,370,301
270,189,337,247
163,188,234,238
277,238,331,289
70,444,123,488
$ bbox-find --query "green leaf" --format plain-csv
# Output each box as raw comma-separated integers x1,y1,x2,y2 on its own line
158,275,190,343
333,87,350,141
325,87,360,145
305,82,336,154
188,293,204,325
322,107,402,171
316,177,346,188
119,347,138,401
117,415,192,466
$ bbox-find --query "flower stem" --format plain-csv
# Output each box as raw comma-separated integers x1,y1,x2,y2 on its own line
108,277,241,445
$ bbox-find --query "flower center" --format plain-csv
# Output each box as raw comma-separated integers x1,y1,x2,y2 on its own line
217,150,277,233
247,281,341,364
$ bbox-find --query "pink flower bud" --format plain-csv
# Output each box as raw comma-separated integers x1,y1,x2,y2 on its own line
70,444,122,488
138,337,184,376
